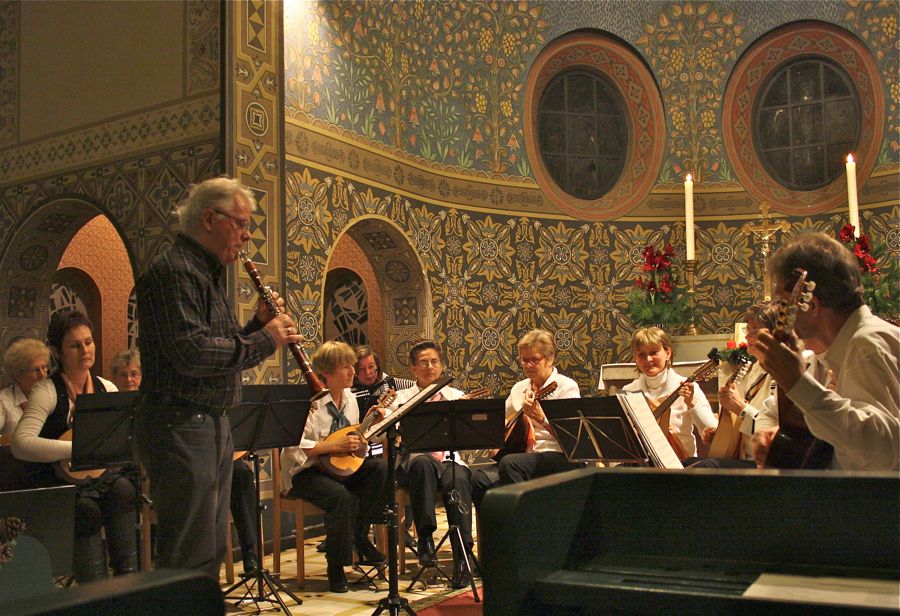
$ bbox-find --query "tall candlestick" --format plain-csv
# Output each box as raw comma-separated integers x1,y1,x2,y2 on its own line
846,154,859,236
684,174,695,260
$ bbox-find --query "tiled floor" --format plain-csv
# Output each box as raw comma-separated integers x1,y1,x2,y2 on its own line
220,511,477,615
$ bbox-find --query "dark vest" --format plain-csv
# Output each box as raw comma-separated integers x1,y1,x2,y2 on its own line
26,372,107,487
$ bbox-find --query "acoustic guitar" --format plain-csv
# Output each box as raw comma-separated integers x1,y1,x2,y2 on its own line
492,381,558,462
647,348,720,460
706,354,753,459
317,389,396,479
764,269,833,469
55,429,108,485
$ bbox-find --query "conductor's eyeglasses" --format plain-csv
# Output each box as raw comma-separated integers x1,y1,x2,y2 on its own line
211,208,250,230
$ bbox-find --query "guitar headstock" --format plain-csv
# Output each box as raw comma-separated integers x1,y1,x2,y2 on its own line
378,388,397,408
536,381,558,400
727,356,753,386
462,387,491,400
774,268,816,341
690,348,720,382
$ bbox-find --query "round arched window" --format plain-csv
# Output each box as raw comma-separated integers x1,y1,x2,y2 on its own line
538,70,628,200
753,58,860,191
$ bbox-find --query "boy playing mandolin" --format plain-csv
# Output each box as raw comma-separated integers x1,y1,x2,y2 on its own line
281,341,388,593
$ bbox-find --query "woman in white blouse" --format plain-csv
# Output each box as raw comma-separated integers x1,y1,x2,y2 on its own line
0,338,50,438
12,311,138,583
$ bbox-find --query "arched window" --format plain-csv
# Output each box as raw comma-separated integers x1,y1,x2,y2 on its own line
754,58,860,191
538,70,628,200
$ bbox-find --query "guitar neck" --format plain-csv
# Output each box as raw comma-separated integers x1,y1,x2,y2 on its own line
653,379,692,420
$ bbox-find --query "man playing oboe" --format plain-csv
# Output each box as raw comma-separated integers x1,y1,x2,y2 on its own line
135,176,301,580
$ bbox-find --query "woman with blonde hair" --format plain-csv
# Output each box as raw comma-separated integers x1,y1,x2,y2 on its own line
1,338,50,437
623,326,716,459
472,329,581,509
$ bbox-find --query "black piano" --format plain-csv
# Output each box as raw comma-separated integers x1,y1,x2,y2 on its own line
481,468,899,615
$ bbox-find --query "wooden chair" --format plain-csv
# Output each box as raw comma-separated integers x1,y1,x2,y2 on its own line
270,448,324,587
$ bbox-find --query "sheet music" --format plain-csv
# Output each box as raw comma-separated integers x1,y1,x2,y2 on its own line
618,393,683,469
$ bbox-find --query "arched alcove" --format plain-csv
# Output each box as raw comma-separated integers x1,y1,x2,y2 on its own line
0,196,137,379
324,216,432,378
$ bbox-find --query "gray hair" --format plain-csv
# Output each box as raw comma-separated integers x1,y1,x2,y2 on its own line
109,349,141,375
2,338,50,376
175,176,257,232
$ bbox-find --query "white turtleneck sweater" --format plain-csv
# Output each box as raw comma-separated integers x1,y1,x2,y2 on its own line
622,368,716,458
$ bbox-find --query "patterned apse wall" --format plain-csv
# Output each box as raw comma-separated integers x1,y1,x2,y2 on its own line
282,1,899,393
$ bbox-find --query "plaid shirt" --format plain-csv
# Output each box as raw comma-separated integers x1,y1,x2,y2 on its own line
136,233,275,409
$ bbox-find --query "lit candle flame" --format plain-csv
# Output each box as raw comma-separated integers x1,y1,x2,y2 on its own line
846,153,854,164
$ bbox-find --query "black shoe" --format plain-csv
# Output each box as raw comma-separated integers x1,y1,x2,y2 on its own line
316,539,327,553
404,531,417,550
418,536,436,566
242,552,259,576
355,540,386,565
327,562,348,593
450,564,471,589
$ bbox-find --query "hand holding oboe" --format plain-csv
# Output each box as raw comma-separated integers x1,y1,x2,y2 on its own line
240,251,327,398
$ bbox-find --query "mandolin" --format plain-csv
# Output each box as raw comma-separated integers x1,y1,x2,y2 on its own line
492,381,558,462
706,353,753,459
646,348,720,460
55,429,108,485
764,269,833,469
317,389,396,479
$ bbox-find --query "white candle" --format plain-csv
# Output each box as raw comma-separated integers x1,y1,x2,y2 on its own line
846,154,859,236
684,174,695,260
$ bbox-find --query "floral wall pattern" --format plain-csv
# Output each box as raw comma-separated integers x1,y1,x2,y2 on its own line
283,1,899,394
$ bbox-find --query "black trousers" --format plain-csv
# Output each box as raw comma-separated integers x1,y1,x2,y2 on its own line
135,406,233,580
498,451,582,485
289,457,387,566
230,459,257,556
401,455,473,546
470,463,500,511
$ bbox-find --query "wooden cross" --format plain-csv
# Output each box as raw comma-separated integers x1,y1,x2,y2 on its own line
741,202,791,301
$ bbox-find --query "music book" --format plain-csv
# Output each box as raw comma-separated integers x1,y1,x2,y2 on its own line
618,393,684,469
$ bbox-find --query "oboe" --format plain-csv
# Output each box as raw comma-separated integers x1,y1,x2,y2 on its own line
240,251,327,400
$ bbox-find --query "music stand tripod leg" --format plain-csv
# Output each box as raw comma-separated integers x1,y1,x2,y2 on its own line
224,451,302,612
372,425,417,616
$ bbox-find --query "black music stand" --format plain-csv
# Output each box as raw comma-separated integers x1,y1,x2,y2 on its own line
400,397,505,600
223,385,310,614
365,375,453,616
70,391,139,471
542,397,648,464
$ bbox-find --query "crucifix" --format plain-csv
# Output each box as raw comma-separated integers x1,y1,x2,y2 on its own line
741,202,791,301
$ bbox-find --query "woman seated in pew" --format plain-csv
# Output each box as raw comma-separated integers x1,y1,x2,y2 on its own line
471,329,581,511
281,340,388,593
623,326,716,460
11,310,138,583
1,338,50,438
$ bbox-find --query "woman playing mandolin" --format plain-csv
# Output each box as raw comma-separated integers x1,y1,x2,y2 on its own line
11,310,138,583
471,329,581,513
281,340,388,593
623,326,717,460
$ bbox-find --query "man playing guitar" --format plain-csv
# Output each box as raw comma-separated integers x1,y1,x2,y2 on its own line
748,232,899,471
